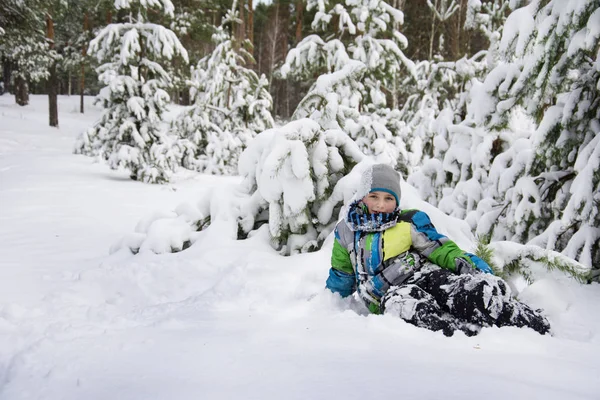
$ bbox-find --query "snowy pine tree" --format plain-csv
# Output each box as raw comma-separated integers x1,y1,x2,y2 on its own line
74,0,188,183
0,0,55,106
279,0,416,166
173,1,274,175
464,0,600,276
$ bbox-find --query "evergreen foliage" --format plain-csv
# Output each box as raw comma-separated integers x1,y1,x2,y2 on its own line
0,0,56,105
236,118,365,254
400,2,515,207
401,52,490,187
279,0,416,166
74,0,188,183
474,235,501,275
469,0,600,273
476,235,590,284
173,1,274,175
113,119,366,256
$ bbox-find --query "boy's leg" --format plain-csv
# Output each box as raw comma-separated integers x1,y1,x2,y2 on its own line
410,267,551,335
381,284,470,337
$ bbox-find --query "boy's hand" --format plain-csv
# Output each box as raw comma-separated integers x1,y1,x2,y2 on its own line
465,253,494,274
456,257,479,275
359,280,384,313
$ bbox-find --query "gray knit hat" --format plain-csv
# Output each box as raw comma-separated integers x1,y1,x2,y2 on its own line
367,164,401,206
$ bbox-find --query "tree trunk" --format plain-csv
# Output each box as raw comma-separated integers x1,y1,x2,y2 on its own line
238,0,246,43
15,76,29,106
443,0,463,60
429,0,438,60
267,2,281,87
332,13,340,36
80,12,89,114
2,60,12,94
248,0,254,46
391,0,401,108
47,13,59,127
295,0,304,43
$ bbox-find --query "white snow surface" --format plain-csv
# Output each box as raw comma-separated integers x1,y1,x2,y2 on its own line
1,95,599,399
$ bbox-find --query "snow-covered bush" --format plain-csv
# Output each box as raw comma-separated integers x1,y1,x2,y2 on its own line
74,0,188,183
115,118,366,256
289,60,402,169
110,203,209,255
0,27,57,106
173,1,274,175
236,118,365,254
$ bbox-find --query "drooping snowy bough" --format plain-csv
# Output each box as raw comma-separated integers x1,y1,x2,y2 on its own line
235,119,364,254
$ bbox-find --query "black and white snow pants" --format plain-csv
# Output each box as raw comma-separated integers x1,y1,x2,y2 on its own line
381,265,551,336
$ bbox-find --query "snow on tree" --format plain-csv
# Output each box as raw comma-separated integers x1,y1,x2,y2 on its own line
235,119,365,254
455,0,600,277
113,119,366,256
465,0,514,66
0,0,56,106
403,0,515,208
1,33,55,103
400,48,503,212
173,1,274,175
74,0,188,183
279,0,416,165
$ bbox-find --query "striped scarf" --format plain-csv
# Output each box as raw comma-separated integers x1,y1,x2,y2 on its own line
345,201,399,233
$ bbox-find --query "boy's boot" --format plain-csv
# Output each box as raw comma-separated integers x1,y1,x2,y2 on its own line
412,268,551,334
495,302,551,335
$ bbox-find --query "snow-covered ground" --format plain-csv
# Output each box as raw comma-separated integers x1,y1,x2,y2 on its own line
0,95,599,400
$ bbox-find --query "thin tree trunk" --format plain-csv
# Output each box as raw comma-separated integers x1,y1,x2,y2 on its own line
267,2,281,87
285,79,291,118
2,61,12,94
248,0,254,46
238,0,246,43
15,76,29,106
80,12,89,113
295,0,304,43
257,28,263,74
391,0,400,108
429,0,438,60
332,13,340,36
47,13,59,127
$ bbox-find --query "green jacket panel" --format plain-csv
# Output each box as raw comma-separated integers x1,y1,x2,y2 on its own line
331,238,354,275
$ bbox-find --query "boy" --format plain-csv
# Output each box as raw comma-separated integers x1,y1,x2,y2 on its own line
326,163,550,336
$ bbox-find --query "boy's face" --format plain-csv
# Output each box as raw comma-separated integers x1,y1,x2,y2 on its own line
362,191,397,214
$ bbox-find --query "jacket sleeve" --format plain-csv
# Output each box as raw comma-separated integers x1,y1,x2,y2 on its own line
408,210,484,273
325,230,356,297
